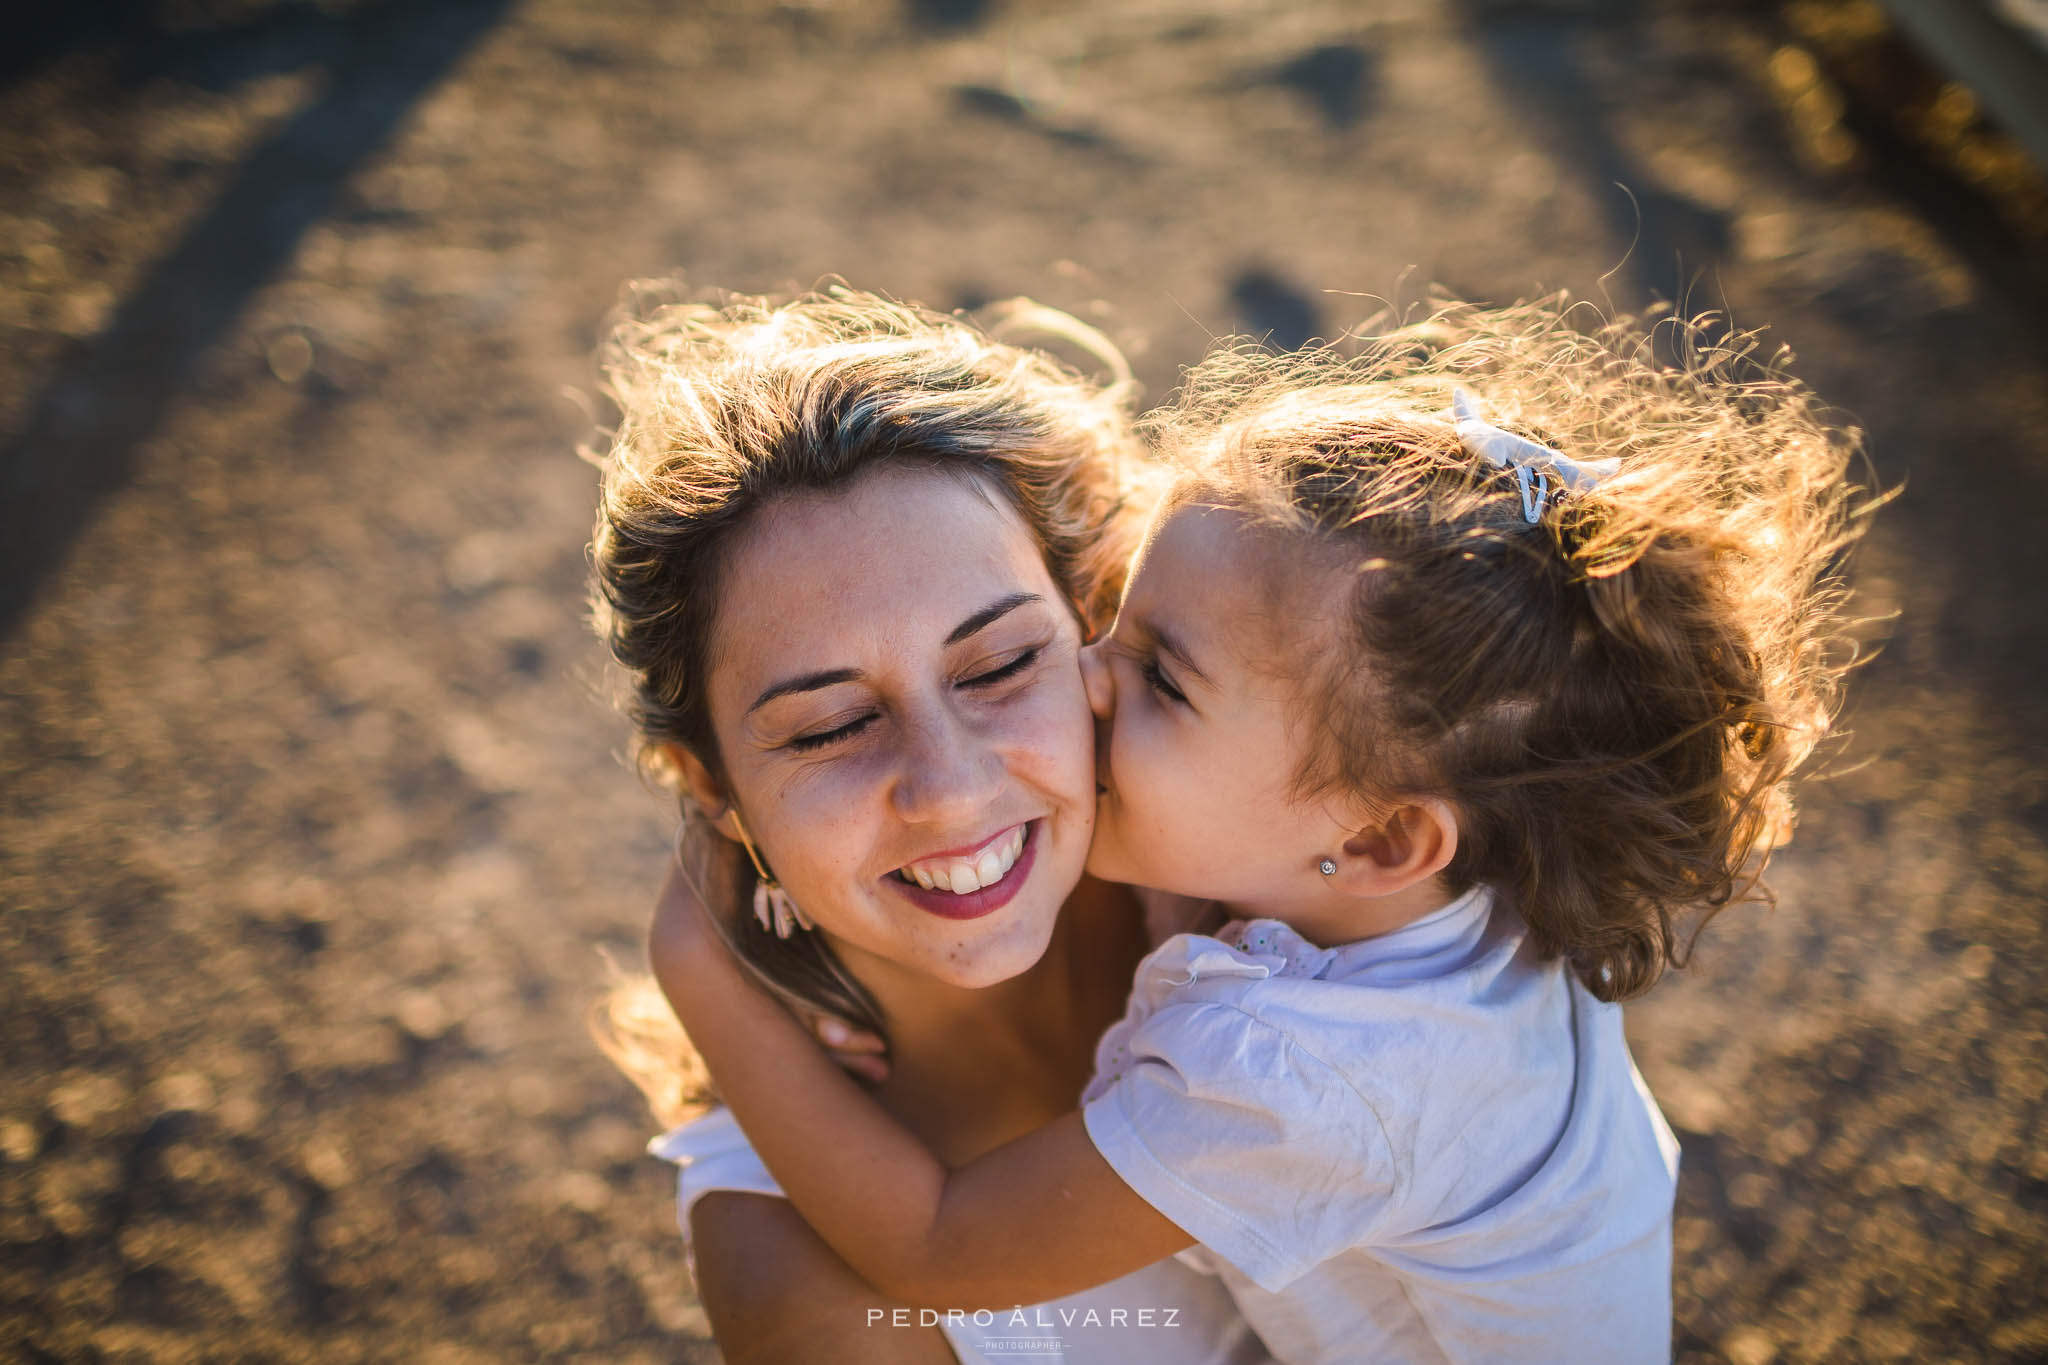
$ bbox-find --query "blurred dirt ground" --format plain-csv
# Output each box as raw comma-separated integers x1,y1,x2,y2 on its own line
2,1,2045,1361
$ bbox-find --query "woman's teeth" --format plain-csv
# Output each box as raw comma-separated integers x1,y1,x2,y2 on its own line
898,825,1027,894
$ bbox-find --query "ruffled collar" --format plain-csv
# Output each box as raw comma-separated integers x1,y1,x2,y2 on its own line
1215,884,1495,981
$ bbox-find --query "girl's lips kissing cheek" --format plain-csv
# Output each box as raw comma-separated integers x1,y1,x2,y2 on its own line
888,821,1039,921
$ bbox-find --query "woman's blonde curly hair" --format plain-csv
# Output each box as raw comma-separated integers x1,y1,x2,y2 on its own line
1150,296,1877,1002
586,282,1147,1123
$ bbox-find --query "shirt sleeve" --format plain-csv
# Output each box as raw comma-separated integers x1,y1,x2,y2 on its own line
1081,998,1401,1293
647,1108,786,1253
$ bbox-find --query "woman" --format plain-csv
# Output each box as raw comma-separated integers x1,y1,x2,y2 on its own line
589,284,1268,1364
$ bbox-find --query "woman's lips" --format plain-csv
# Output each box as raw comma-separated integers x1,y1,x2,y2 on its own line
887,820,1040,921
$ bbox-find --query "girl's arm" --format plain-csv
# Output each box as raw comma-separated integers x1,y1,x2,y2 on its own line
689,1191,961,1364
649,863,1195,1310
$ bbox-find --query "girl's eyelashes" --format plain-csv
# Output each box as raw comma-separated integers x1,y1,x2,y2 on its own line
1140,656,1188,705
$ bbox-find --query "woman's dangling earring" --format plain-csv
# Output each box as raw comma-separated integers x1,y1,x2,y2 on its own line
729,811,814,939
755,880,811,940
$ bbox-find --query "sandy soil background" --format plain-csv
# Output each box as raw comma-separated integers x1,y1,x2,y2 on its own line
3,1,2045,1361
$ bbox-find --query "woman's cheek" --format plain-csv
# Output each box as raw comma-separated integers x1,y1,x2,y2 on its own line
1005,679,1095,795
764,753,863,818
758,755,880,859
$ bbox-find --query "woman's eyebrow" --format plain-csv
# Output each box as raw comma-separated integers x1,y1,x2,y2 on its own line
944,591,1042,647
747,667,862,716
746,593,1043,716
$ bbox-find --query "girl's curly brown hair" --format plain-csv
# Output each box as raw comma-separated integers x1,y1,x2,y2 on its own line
586,281,1147,1122
1152,297,1876,1002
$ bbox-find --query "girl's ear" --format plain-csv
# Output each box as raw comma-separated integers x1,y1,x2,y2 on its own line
663,743,743,844
1332,798,1459,898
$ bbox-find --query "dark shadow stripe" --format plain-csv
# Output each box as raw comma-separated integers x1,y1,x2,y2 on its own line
0,0,515,640
1451,6,1735,313
0,0,153,95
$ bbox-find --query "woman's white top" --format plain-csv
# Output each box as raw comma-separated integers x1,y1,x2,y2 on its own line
1079,886,1682,1365
651,1106,1272,1365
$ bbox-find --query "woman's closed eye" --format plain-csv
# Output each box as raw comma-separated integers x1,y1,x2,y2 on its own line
787,713,875,752
782,647,1044,752
959,645,1042,689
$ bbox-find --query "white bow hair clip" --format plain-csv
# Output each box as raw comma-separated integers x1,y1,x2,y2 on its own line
1453,388,1619,524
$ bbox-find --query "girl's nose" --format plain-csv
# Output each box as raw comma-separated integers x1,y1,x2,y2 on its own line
1079,640,1115,722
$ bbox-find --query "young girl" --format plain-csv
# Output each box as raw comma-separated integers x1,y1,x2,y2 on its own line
650,298,1868,1363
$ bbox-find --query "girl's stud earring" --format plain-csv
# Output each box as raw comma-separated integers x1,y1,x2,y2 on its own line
1319,859,1338,877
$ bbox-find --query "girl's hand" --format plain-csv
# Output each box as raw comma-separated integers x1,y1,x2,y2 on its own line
805,1012,889,1085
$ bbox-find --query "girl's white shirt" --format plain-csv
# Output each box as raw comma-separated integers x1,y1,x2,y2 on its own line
1079,884,1682,1365
650,1107,1273,1365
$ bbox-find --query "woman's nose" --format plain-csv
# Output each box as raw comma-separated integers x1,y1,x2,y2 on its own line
890,711,1005,826
1079,640,1115,722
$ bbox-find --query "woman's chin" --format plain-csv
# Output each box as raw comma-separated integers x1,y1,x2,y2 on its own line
932,906,1065,988
930,951,1046,990
905,887,1070,989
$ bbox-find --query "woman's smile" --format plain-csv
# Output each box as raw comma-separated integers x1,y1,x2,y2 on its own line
887,819,1040,920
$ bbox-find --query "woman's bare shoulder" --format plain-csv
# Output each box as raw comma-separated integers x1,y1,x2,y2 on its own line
1131,886,1227,946
1062,876,1223,960
1064,874,1151,949
688,1191,958,1364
